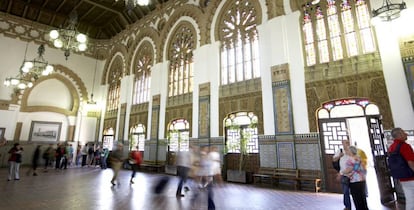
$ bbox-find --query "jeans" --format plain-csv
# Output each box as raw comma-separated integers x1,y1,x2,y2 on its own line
401,180,414,210
176,166,190,195
8,161,20,180
341,176,352,210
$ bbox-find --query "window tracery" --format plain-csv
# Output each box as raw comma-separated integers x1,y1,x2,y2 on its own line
168,23,195,97
133,42,153,105
219,0,260,85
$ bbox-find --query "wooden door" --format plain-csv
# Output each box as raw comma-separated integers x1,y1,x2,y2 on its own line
366,116,395,204
318,118,348,193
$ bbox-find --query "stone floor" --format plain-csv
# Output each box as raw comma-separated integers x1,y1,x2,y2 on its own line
0,166,404,210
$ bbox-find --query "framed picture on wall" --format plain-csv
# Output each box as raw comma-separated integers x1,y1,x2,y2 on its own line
29,121,62,142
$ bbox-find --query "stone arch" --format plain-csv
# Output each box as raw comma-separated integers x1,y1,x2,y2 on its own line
129,27,159,75
20,74,80,116
104,55,125,85
158,4,203,63
102,44,128,85
102,52,127,85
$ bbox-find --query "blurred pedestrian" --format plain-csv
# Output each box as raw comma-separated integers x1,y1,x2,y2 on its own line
175,148,191,197
27,145,41,176
110,143,124,185
129,146,142,184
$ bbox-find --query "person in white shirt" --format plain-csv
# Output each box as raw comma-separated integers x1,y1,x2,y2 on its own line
208,146,223,185
333,140,352,210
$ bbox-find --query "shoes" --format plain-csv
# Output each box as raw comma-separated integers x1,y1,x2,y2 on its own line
184,186,190,192
14,179,20,181
176,194,184,197
111,181,116,186
130,180,134,184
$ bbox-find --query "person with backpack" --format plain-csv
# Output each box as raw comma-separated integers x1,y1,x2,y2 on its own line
388,128,414,210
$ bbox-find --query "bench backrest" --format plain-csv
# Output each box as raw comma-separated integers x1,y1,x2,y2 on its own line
257,167,276,174
274,168,298,178
298,169,321,179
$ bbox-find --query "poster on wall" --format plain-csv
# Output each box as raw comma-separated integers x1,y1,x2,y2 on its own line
29,121,62,142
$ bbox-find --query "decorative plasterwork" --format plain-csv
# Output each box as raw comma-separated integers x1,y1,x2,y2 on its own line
0,12,106,59
266,0,286,19
271,63,290,82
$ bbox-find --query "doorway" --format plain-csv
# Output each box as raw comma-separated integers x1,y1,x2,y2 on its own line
317,98,394,204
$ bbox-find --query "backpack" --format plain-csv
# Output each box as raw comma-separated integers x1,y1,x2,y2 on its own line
387,143,414,179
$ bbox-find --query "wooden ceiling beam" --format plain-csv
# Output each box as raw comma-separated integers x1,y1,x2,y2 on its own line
79,6,95,21
82,0,129,27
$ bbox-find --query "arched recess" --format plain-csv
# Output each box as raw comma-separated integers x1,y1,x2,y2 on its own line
102,45,128,85
129,27,159,73
158,4,203,63
20,65,88,116
103,54,127,85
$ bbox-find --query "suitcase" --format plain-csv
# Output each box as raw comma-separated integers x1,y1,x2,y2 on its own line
153,176,170,194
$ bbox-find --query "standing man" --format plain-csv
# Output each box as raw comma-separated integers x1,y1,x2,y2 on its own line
388,128,414,210
333,140,352,210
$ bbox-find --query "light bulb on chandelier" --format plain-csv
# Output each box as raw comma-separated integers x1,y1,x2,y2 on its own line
49,11,88,60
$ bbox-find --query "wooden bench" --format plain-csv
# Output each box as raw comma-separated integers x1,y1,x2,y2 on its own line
140,161,165,173
297,169,322,193
252,167,276,185
273,168,299,190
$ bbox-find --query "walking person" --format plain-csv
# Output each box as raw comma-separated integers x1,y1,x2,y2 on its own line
8,143,23,181
388,128,414,210
110,143,124,186
175,148,191,197
128,146,142,184
27,145,41,176
333,140,352,210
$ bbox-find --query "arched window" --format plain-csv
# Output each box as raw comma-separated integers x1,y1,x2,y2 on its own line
130,124,145,151
168,119,190,152
218,0,260,85
102,127,115,151
224,112,259,154
106,60,123,111
132,42,153,105
302,0,375,66
168,22,195,97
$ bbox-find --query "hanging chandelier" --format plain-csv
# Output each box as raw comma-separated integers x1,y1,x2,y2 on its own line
49,11,87,60
115,0,150,8
4,44,53,90
372,0,407,22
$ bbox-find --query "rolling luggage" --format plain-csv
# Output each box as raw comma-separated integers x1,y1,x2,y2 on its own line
153,176,170,194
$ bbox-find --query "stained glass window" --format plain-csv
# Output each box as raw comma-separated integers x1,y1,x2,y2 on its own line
106,64,122,111
224,112,259,154
130,124,145,151
168,119,190,152
316,6,330,63
219,0,260,85
302,0,375,66
168,23,195,97
303,8,316,66
133,42,153,105
355,0,375,53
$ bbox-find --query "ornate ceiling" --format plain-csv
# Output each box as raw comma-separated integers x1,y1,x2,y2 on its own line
0,0,169,40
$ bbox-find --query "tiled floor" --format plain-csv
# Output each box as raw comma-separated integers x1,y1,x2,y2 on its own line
0,167,404,210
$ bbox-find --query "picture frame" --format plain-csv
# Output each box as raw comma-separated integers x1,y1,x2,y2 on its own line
29,121,62,142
